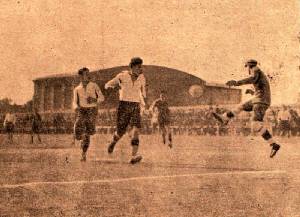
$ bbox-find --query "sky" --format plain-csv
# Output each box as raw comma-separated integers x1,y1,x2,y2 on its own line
0,0,299,105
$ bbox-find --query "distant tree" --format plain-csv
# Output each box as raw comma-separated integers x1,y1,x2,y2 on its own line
23,100,33,112
0,98,33,113
0,98,13,113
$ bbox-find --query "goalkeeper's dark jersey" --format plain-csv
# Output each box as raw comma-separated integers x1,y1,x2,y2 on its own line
236,67,271,105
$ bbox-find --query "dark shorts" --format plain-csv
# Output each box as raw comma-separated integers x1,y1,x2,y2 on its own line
158,115,170,128
242,100,269,122
117,101,141,136
279,120,290,131
74,107,98,140
32,124,40,134
5,122,14,133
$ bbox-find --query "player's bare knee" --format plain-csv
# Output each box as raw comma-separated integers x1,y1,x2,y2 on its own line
251,121,264,133
81,136,90,152
131,128,139,140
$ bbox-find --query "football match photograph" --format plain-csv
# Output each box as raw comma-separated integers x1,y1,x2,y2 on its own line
0,0,300,216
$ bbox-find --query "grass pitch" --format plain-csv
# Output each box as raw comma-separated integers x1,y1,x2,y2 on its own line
0,134,299,217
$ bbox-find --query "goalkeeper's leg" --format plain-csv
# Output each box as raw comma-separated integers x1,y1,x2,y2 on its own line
252,104,281,158
252,121,280,158
212,101,252,125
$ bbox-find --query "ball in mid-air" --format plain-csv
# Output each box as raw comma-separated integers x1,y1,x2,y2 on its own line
189,85,204,98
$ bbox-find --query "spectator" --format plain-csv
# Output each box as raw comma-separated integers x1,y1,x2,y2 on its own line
278,105,291,137
3,109,16,143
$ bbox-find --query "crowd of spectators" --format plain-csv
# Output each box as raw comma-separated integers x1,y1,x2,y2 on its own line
1,105,300,137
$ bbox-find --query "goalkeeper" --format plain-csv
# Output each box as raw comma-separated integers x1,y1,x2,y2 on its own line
212,59,281,158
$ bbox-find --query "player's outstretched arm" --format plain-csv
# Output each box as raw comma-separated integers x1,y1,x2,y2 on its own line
235,70,260,86
149,99,158,113
245,89,255,95
72,88,80,112
96,86,105,103
140,76,148,109
226,80,237,87
3,114,8,126
105,75,120,90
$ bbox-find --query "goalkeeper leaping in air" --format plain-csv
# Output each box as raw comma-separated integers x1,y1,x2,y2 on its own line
212,59,280,158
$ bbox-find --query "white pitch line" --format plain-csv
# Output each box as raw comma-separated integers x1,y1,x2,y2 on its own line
0,170,287,189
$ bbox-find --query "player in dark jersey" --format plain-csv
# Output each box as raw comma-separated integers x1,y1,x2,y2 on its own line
150,91,172,148
30,108,42,144
213,59,280,158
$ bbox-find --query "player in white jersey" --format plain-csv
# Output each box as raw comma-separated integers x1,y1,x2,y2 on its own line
73,67,104,161
105,57,147,164
3,110,16,143
151,106,159,134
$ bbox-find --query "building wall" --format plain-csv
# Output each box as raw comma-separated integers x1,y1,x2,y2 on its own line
33,66,241,113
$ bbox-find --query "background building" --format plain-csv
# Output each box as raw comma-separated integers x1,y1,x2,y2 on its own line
33,65,241,113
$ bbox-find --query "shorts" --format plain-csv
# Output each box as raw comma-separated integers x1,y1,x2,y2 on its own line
117,101,141,136
279,120,290,131
74,107,98,140
5,122,14,133
242,100,269,122
32,124,40,134
151,121,158,129
158,115,170,128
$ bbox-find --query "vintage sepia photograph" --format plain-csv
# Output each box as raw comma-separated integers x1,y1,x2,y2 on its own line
0,0,300,216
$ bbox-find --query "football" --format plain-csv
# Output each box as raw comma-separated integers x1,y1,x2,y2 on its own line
189,85,204,98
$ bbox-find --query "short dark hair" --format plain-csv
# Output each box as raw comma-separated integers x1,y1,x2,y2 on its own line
129,57,143,68
244,59,257,68
78,67,89,75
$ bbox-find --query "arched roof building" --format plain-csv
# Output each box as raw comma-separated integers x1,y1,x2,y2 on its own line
33,65,241,113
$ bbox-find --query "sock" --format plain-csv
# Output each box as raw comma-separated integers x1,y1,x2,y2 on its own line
111,133,120,145
131,139,139,156
226,111,235,118
261,128,276,145
81,136,90,153
168,133,172,143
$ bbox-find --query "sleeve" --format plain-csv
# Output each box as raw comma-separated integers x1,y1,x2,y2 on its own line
37,113,42,122
236,70,260,86
12,115,16,125
105,73,121,89
95,84,105,103
72,88,79,110
150,99,158,112
140,75,147,98
3,114,8,126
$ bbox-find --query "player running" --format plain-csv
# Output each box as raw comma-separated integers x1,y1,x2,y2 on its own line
73,67,104,162
30,108,42,144
212,59,281,158
105,57,147,164
150,91,173,148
